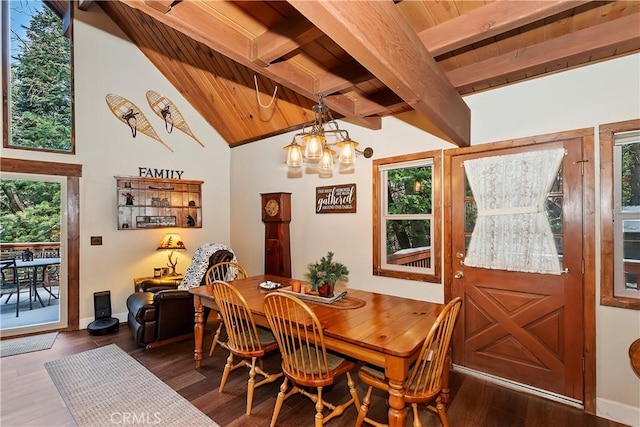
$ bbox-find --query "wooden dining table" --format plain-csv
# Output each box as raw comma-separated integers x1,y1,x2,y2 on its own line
189,274,445,427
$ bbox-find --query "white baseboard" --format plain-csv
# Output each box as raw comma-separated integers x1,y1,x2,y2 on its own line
79,311,128,329
597,398,640,427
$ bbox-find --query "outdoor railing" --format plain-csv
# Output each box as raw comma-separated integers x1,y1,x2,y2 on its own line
0,242,60,260
387,247,431,268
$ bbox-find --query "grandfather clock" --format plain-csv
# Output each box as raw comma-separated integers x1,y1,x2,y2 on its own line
261,192,291,277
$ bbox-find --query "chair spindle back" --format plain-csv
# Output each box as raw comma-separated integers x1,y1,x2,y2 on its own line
264,292,330,382
405,297,462,398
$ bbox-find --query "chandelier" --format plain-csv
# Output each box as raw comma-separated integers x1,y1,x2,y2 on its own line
283,93,373,172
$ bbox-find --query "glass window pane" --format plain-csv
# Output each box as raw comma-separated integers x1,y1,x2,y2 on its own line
550,166,563,193
546,196,563,233
0,179,61,243
464,174,473,197
554,236,563,268
623,221,640,290
621,142,640,212
386,219,431,256
6,1,72,152
464,200,477,233
386,166,432,215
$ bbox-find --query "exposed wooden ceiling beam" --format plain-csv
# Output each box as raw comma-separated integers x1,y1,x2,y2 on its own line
250,17,323,67
446,14,640,92
288,0,470,146
117,0,381,130
144,1,174,14
78,0,94,12
418,0,593,57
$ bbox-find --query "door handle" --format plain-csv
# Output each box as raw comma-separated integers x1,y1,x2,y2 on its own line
454,271,464,279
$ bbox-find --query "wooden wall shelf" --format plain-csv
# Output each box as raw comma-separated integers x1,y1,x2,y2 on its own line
115,176,203,230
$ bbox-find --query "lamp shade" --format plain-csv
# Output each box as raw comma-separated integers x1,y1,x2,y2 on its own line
319,146,335,171
337,139,357,165
157,233,186,251
284,141,303,167
303,133,325,159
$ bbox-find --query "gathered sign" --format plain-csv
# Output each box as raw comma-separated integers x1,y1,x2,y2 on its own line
315,183,356,213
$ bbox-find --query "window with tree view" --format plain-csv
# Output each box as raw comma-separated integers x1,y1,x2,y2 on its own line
601,119,640,310
2,0,72,153
614,131,640,300
0,178,61,244
373,152,441,282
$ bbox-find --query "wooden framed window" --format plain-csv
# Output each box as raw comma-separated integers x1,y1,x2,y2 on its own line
373,150,441,283
600,118,640,309
2,1,74,153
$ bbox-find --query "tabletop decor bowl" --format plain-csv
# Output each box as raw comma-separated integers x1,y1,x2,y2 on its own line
304,251,349,297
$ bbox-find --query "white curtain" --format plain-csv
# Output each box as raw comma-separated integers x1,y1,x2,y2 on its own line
463,148,565,274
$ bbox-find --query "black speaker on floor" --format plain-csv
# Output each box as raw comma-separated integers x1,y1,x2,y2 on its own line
87,290,119,336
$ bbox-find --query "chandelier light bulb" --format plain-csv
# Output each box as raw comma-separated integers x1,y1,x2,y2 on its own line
284,142,303,167
338,140,357,165
303,134,324,159
283,92,373,174
319,146,334,170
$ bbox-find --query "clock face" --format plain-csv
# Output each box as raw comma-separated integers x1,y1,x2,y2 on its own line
265,199,279,217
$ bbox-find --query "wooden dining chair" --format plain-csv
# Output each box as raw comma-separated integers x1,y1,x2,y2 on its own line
209,280,282,415
206,261,249,356
263,292,360,427
355,297,462,427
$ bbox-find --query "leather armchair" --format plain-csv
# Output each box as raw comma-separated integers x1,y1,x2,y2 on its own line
127,279,194,348
126,246,235,348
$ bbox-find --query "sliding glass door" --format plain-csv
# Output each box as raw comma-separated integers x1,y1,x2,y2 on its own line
0,173,68,335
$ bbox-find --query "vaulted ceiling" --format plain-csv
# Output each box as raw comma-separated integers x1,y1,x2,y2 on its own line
73,1,639,148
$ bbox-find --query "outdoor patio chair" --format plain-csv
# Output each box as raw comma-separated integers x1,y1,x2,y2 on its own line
0,258,31,317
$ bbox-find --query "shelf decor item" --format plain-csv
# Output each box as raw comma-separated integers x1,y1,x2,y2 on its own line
157,233,186,276
304,251,349,298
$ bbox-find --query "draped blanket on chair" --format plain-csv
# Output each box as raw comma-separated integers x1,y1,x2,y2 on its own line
178,243,237,289
463,148,564,275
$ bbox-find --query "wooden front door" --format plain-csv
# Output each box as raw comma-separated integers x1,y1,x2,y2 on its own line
449,138,585,401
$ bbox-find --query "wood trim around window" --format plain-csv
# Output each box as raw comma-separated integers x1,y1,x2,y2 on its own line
600,118,640,310
372,150,441,283
1,157,81,330
2,1,75,154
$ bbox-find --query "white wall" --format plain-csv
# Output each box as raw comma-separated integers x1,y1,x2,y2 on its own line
231,115,454,303
2,5,231,326
230,54,640,425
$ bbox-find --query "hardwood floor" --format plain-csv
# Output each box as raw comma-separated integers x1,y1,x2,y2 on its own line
0,322,629,427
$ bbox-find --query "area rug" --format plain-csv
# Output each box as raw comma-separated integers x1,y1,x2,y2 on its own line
45,344,218,427
0,332,58,358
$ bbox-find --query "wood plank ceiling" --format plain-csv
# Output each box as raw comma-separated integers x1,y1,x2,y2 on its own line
79,1,639,148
